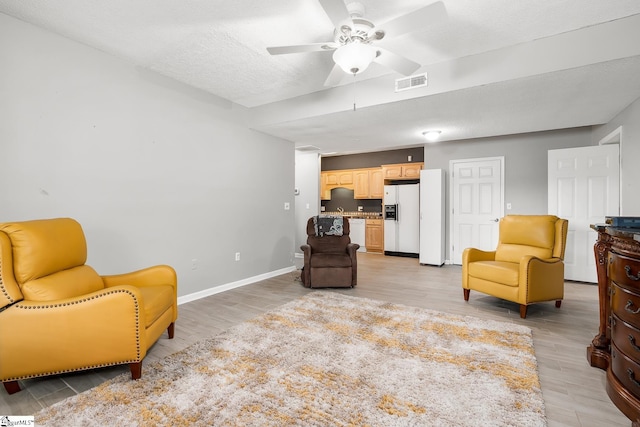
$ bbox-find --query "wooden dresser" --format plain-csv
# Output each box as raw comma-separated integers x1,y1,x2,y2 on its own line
588,225,640,426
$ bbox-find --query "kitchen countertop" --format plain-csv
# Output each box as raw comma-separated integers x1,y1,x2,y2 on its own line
322,212,383,218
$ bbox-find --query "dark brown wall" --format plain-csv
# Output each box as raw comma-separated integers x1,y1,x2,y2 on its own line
321,147,424,171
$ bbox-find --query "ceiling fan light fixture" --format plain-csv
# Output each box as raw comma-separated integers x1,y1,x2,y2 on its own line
332,42,376,75
422,130,441,142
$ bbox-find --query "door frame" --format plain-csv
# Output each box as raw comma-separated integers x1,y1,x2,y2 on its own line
449,156,505,265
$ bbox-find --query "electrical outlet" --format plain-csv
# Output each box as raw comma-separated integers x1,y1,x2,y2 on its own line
284,202,290,210
235,252,240,261
506,203,512,210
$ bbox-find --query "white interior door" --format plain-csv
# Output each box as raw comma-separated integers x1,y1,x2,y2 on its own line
450,157,504,265
548,145,620,283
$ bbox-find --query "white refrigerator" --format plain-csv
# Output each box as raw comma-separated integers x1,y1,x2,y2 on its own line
419,169,445,266
384,183,420,256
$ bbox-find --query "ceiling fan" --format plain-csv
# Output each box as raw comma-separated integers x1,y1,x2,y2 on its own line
266,0,447,87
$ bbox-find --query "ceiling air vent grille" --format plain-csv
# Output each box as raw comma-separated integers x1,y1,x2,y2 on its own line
395,73,428,92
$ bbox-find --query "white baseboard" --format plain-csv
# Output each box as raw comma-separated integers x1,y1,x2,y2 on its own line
177,265,297,305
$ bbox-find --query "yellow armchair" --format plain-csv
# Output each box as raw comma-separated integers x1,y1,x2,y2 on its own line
462,214,568,318
0,218,178,394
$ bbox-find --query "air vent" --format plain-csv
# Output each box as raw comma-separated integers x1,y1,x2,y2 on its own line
295,145,320,152
395,73,428,92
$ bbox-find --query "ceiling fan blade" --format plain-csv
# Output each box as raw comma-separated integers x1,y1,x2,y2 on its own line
318,0,354,30
267,42,337,55
372,1,447,40
324,64,345,87
373,48,421,76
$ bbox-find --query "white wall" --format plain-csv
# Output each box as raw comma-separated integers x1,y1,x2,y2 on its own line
592,96,640,215
0,13,296,298
294,152,320,256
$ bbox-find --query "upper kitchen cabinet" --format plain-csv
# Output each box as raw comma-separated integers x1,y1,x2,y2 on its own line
354,168,384,199
321,170,354,200
323,168,383,200
324,170,353,186
381,162,424,180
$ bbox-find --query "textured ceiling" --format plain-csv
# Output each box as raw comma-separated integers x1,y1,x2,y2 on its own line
2,0,640,154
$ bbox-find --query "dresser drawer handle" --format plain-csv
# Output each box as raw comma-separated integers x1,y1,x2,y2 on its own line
626,300,640,314
629,369,640,388
626,265,640,281
629,335,640,352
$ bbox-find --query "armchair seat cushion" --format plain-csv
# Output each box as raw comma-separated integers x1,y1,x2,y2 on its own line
139,285,175,327
468,261,519,287
309,253,353,268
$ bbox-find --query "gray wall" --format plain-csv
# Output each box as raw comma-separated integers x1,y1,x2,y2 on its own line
423,127,595,259
294,151,320,257
321,147,424,170
0,13,296,299
592,96,640,215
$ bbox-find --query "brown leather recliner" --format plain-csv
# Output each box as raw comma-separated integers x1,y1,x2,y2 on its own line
0,218,178,394
300,216,359,288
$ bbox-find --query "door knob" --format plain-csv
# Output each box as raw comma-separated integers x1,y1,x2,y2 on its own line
491,218,499,222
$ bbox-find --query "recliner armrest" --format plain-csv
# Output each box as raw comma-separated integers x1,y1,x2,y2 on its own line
347,243,359,258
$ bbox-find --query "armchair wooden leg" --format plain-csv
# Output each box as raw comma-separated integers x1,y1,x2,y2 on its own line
519,304,528,319
463,289,470,301
555,300,562,308
167,322,175,339
130,362,142,380
3,381,20,394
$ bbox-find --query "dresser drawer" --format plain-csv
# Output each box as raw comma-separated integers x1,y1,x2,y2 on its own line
612,342,640,400
611,283,640,326
612,314,640,361
610,252,640,288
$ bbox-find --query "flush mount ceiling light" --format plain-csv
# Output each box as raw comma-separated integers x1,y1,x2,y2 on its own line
423,130,441,142
332,41,377,75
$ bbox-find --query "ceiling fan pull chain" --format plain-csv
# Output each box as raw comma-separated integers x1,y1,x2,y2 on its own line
353,73,357,111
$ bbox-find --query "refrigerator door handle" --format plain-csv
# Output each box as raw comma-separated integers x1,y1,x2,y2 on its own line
395,204,399,221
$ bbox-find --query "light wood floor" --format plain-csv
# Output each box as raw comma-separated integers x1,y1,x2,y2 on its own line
0,253,631,426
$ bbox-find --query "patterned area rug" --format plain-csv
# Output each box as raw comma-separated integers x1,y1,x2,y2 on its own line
36,292,546,426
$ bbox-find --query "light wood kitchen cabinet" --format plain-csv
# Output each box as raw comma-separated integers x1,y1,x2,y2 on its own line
365,218,384,253
381,162,424,180
354,168,384,200
321,170,355,200
353,169,369,199
369,168,384,198
324,168,384,200
325,170,353,186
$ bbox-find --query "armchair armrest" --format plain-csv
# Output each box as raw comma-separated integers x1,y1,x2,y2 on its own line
0,286,147,382
463,248,496,263
519,256,565,303
102,265,177,289
462,248,496,289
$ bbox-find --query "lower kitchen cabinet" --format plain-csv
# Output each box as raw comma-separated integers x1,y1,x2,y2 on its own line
365,219,384,253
